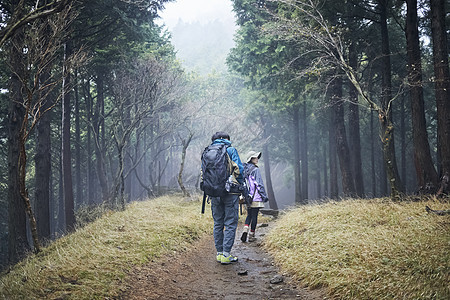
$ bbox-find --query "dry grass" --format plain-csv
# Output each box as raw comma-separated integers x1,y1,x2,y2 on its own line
264,197,450,299
0,195,213,299
2,195,448,299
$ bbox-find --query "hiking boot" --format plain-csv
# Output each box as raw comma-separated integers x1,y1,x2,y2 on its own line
248,232,256,242
221,254,238,265
216,253,224,263
240,231,248,243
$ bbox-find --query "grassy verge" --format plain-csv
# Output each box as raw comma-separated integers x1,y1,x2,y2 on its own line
0,195,212,299
264,198,450,299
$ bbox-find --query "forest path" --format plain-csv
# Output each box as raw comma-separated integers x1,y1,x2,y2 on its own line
122,222,327,299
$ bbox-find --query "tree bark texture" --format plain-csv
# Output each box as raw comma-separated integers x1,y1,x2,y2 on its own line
85,80,94,204
379,112,403,198
329,109,338,199
62,42,75,231
323,145,328,197
18,130,41,253
400,95,407,190
406,0,438,192
348,43,364,197
262,143,278,210
331,76,356,197
58,151,65,232
178,133,193,198
292,105,304,204
370,111,377,196
115,144,126,209
301,100,309,200
74,71,83,206
260,113,278,209
93,73,109,201
7,22,29,264
379,0,403,197
35,71,52,242
316,152,321,198
430,0,450,194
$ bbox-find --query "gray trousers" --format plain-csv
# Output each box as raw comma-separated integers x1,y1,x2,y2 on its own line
211,193,239,253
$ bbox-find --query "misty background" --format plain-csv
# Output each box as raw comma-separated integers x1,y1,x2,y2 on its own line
157,0,296,209
2,0,448,269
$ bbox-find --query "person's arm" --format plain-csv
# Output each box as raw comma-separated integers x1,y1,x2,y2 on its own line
227,147,244,183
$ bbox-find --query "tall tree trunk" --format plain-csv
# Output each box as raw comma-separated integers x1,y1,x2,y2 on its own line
379,0,403,198
400,95,407,191
430,0,450,194
7,2,43,255
329,109,338,199
7,22,29,264
260,113,277,209
131,129,143,199
262,143,278,210
331,76,356,197
113,143,126,209
62,42,75,232
120,149,126,207
74,70,82,206
348,43,364,197
301,99,309,200
156,119,163,194
379,114,401,197
85,79,94,204
370,111,377,196
293,105,303,204
58,146,65,232
35,71,52,243
406,0,439,193
49,164,55,236
148,122,156,193
379,140,388,196
177,133,193,198
315,144,322,198
19,125,40,253
323,144,328,198
125,148,133,201
93,73,109,201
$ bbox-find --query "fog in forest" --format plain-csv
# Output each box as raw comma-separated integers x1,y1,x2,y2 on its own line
1,0,449,268
156,2,298,210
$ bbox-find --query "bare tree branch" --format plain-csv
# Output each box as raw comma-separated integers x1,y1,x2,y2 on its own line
0,0,71,47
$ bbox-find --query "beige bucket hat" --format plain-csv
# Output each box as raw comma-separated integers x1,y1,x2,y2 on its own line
246,150,262,163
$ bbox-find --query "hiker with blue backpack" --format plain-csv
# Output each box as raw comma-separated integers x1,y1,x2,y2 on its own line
240,151,269,243
200,131,244,265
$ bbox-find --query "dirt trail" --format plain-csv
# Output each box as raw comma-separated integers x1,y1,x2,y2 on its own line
122,223,327,299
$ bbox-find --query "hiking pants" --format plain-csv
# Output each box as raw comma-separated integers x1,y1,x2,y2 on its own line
245,207,260,232
211,193,239,253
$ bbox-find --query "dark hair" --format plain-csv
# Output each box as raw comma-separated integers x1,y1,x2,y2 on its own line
211,131,230,142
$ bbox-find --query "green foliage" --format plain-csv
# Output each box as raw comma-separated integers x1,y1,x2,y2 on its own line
75,0,175,74
0,0,184,266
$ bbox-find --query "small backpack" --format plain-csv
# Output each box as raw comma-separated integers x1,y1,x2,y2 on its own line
200,143,230,197
243,163,258,206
